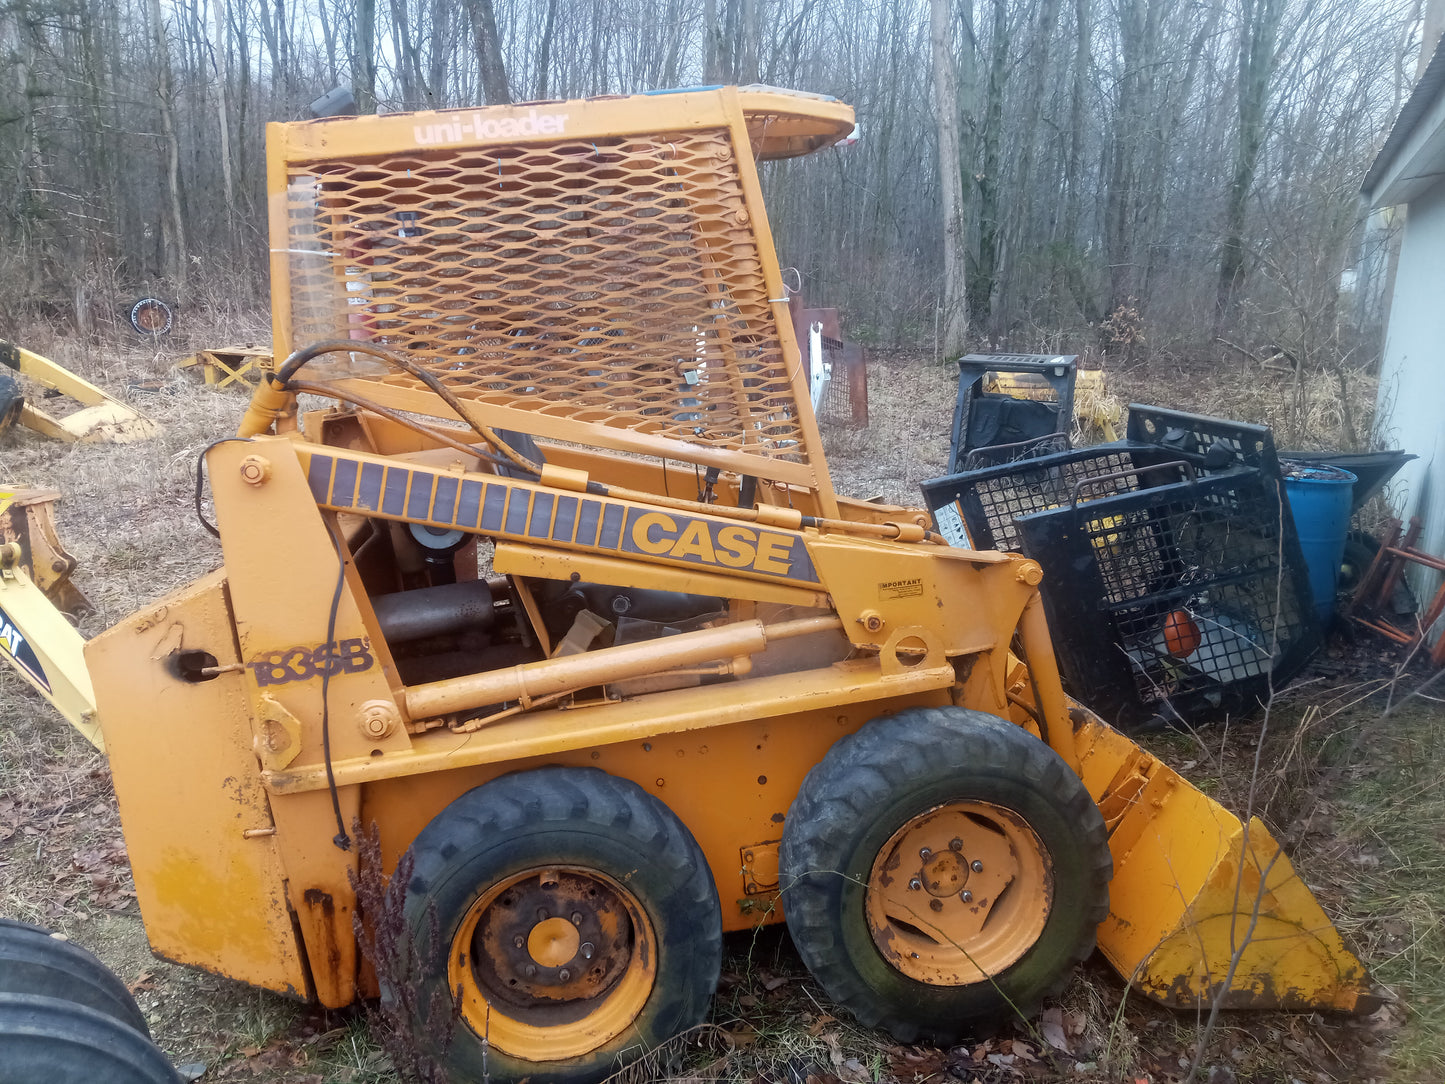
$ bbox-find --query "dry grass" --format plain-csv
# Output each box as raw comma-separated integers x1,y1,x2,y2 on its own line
0,319,1426,1082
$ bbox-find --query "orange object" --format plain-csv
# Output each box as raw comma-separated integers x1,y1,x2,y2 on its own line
1162,610,1201,657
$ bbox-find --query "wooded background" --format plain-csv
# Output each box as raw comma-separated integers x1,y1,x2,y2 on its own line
0,0,1424,359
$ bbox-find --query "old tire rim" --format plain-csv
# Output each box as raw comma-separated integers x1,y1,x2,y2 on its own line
448,865,656,1060
865,800,1051,984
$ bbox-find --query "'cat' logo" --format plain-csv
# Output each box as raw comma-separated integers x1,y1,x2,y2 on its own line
0,607,50,692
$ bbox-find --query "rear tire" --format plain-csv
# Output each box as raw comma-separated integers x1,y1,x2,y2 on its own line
400,767,722,1084
0,919,149,1036
0,994,181,1084
779,706,1111,1043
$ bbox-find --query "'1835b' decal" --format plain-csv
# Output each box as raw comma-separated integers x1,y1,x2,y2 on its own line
249,638,374,687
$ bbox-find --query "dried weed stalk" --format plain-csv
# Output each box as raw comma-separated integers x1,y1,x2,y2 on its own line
348,819,459,1084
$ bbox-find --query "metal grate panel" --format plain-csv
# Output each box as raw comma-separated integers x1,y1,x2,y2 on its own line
1014,469,1318,728
922,447,1186,552
280,127,812,463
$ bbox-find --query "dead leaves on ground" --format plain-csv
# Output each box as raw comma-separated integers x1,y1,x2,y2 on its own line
0,786,136,917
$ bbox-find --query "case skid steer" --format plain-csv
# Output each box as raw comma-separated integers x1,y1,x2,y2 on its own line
0,87,1370,1084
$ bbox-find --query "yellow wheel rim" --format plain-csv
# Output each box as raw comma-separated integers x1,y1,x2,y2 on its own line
865,801,1051,984
447,865,657,1060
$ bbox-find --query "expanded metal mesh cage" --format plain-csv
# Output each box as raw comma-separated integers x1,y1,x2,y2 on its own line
267,89,862,487
1018,471,1317,728
948,354,1077,473
920,407,1318,728
815,336,868,429
921,446,1190,552
957,433,1070,473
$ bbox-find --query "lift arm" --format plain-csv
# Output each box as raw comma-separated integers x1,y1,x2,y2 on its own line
0,489,101,749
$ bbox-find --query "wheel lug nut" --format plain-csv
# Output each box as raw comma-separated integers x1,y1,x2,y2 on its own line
971,860,983,872
960,890,973,903
908,878,922,891
537,908,549,921
525,964,537,977
559,968,571,981
581,943,595,959
919,847,932,860
950,838,963,851
571,912,583,925
929,899,943,912
513,935,524,949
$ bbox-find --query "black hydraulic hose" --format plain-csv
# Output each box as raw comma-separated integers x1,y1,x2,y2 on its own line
273,340,542,478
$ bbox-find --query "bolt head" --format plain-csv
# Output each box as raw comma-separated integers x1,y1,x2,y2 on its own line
919,847,932,860
971,859,984,872
950,837,963,851
238,454,271,486
571,912,583,925
513,935,524,949
558,969,570,982
581,942,595,959
908,878,922,891
960,890,973,903
525,964,537,977
929,898,943,912
537,908,549,921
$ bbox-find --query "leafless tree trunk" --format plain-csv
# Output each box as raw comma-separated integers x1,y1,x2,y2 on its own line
466,0,511,104
146,0,188,286
931,0,969,356
355,0,378,112
1216,0,1285,329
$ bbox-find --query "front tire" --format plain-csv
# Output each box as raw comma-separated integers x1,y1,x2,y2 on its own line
401,767,722,1084
779,707,1111,1043
0,919,150,1037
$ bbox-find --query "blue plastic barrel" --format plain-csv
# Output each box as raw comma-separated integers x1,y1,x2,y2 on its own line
1282,463,1357,623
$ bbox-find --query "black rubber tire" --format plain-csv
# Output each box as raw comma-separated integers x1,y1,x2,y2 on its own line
779,707,1112,1043
0,919,150,1037
127,297,173,337
401,766,722,1084
0,994,181,1084
0,372,22,435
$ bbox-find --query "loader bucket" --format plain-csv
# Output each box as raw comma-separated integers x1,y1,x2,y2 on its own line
1073,711,1372,1012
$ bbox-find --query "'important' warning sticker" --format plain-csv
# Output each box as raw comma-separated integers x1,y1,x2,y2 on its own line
878,577,924,600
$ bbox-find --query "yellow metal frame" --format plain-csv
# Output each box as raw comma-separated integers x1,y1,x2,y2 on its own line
263,87,850,513
178,346,275,388
0,546,100,749
1,341,159,443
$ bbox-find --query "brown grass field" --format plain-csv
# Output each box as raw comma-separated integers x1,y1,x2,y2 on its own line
1,317,1440,1083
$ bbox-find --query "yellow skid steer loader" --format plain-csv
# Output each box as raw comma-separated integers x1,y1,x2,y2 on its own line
1,87,1368,1084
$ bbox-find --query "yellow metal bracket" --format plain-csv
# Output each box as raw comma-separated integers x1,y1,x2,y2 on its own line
0,543,102,749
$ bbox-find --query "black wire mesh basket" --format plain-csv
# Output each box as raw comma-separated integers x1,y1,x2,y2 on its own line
921,406,1320,729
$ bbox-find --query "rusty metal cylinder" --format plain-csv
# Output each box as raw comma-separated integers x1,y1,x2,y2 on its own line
372,580,496,643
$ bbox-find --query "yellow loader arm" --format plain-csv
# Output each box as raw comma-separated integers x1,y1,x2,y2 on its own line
0,340,159,444
0,488,102,749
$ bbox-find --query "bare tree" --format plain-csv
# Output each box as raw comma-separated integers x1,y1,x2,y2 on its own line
931,0,969,356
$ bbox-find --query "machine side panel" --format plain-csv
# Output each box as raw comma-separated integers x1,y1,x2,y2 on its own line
85,570,308,997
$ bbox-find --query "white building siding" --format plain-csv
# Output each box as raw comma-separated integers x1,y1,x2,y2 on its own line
1375,179,1445,596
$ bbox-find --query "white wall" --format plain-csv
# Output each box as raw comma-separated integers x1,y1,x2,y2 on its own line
1375,180,1445,607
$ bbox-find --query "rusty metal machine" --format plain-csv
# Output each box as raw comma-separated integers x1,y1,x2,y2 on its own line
1,88,1371,1084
